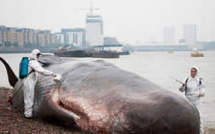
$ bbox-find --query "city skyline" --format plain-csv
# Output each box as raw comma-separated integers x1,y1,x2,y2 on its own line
0,0,215,44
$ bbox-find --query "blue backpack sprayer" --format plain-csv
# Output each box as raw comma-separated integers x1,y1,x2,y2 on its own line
19,57,29,79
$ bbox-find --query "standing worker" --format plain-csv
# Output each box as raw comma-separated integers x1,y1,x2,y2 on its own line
179,66,205,134
23,49,60,119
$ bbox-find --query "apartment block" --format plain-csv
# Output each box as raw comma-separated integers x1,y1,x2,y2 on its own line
6,28,17,44
16,31,24,46
51,34,57,44
0,26,6,44
61,28,86,46
37,32,46,46
55,32,65,45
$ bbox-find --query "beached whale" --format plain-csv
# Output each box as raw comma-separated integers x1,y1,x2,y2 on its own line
0,56,200,134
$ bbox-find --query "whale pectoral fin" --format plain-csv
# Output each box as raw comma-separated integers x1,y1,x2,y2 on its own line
0,57,19,87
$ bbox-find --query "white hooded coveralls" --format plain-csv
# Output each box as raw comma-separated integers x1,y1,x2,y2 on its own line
179,75,205,134
23,49,55,118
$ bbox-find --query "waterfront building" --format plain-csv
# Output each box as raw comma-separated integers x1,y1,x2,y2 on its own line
69,28,85,47
55,32,65,45
17,28,37,45
6,27,17,45
37,33,46,46
61,28,86,46
0,26,7,45
16,30,24,46
86,15,103,46
66,32,73,45
1,25,87,47
51,34,57,45
0,31,2,44
61,28,73,45
38,30,52,46
37,31,48,46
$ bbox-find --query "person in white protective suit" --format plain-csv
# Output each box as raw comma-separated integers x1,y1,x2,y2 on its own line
179,66,205,134
23,49,61,119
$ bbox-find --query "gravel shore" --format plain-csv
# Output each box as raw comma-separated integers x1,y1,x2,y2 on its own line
0,87,83,134
0,87,214,134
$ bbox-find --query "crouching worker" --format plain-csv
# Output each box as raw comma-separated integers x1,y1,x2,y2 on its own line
179,66,205,134
22,49,61,119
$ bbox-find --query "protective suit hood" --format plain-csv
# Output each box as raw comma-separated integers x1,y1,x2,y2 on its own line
191,66,199,73
29,49,41,60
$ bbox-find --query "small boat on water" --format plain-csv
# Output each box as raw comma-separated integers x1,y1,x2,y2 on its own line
167,50,174,53
190,48,204,57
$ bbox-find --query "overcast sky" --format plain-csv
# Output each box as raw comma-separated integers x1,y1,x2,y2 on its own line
0,0,214,44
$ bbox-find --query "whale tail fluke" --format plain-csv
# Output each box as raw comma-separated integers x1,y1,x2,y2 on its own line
0,57,19,87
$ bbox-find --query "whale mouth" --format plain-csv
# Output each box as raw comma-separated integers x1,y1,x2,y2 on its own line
51,90,112,132
51,89,81,120
51,89,92,131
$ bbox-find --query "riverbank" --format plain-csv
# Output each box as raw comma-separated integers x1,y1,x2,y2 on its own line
0,87,215,133
0,87,83,134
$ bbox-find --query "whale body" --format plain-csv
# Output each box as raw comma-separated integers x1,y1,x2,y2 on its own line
0,56,200,134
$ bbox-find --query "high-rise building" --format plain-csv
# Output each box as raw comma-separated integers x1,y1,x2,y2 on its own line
164,27,175,44
183,24,197,44
86,15,103,46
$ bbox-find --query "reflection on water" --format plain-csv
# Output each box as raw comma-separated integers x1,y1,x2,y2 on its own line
0,51,215,125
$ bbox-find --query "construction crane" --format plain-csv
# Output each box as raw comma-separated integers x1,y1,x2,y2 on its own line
78,0,100,15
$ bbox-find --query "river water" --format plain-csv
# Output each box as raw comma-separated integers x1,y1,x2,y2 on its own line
0,51,215,127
